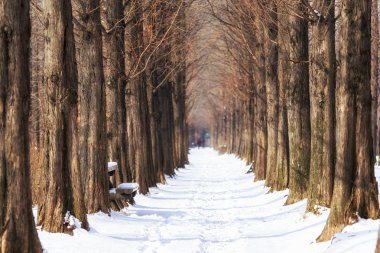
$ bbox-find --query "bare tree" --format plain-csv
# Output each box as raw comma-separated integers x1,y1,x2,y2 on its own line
306,0,336,212
0,0,42,251
37,0,88,232
101,0,127,186
318,0,379,241
76,0,109,213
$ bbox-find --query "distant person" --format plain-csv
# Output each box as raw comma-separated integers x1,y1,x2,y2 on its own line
197,138,202,148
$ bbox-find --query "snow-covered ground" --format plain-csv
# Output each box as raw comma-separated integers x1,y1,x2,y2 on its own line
38,148,380,253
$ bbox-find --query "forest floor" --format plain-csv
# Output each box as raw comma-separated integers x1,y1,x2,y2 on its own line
37,148,380,253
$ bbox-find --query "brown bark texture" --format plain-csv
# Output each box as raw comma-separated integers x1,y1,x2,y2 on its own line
37,0,88,232
125,0,155,194
318,0,380,242
264,2,279,189
101,0,129,187
0,0,42,251
306,0,336,211
77,0,109,213
284,1,311,205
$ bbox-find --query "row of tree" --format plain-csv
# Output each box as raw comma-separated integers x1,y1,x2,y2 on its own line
1,0,190,251
206,0,380,241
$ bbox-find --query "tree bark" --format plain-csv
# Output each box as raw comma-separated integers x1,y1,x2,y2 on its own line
101,0,126,186
125,0,155,194
372,0,379,156
264,2,279,189
306,0,336,211
284,1,311,204
272,5,290,191
37,0,88,232
318,0,380,241
253,27,268,181
77,0,109,213
0,0,42,251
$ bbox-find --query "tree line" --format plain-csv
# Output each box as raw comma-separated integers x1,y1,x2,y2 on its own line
206,0,380,242
0,0,191,251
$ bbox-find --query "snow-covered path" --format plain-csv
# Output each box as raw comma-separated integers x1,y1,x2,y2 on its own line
39,148,379,253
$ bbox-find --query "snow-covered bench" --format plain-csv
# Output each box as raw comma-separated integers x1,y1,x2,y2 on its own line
117,183,139,195
108,162,118,173
108,162,139,210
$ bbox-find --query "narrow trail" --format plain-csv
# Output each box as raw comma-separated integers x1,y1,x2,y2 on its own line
39,149,378,253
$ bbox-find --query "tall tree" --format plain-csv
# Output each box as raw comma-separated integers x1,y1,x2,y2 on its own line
284,1,311,204
37,0,88,232
372,0,379,156
264,1,280,189
125,0,155,194
272,3,290,191
253,23,268,181
0,0,42,251
101,0,127,186
318,0,380,241
306,0,336,211
77,0,109,213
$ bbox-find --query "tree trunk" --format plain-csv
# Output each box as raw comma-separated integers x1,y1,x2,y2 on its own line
37,0,88,232
306,0,336,212
77,0,109,213
318,0,380,241
0,0,42,251
372,0,379,156
272,6,290,191
253,27,268,181
125,0,155,194
264,2,279,189
284,1,311,205
102,0,126,186
29,0,44,205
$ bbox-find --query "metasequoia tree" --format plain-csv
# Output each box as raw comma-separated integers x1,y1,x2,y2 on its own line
76,0,109,213
372,0,380,156
101,0,128,185
124,0,155,194
282,0,311,205
306,0,336,211
144,0,189,181
37,0,88,232
0,0,42,251
318,0,379,241
264,0,280,190
29,0,45,204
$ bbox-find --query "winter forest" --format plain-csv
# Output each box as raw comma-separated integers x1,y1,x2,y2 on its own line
1,0,380,252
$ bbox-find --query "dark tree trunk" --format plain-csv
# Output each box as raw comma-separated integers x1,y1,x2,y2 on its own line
264,2,279,189
29,0,44,205
37,0,88,232
77,0,109,213
101,0,126,186
318,0,380,241
0,0,42,251
284,1,311,205
253,27,268,181
306,0,336,211
125,0,155,194
372,0,379,156
272,6,290,191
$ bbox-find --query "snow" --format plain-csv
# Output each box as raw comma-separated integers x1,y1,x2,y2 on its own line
118,183,139,190
37,149,380,253
108,162,118,172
